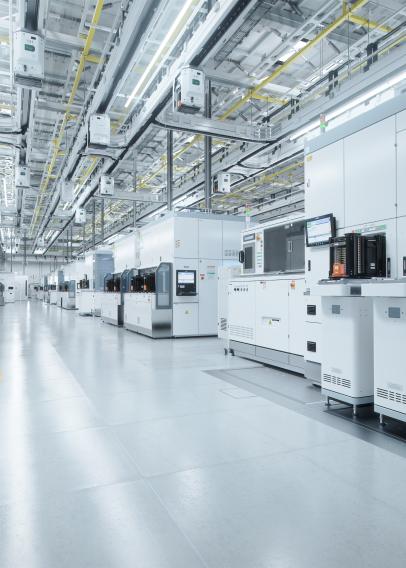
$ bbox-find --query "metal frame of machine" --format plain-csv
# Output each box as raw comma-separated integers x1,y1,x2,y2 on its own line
124,264,173,338
101,272,125,326
228,214,306,373
75,250,114,316
123,211,244,338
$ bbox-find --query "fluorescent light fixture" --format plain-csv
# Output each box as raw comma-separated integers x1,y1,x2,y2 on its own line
289,119,319,141
328,70,406,121
278,39,308,63
125,0,198,109
290,69,406,141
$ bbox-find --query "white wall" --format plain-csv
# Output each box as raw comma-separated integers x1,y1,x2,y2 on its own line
0,261,53,283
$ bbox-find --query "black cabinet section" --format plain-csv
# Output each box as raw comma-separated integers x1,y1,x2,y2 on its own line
263,220,305,273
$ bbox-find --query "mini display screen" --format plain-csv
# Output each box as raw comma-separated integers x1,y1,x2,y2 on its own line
306,214,335,247
178,271,196,284
176,270,197,296
24,44,35,52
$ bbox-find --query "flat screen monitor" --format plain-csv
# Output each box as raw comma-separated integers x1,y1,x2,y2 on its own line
176,270,197,296
178,271,195,285
306,214,335,247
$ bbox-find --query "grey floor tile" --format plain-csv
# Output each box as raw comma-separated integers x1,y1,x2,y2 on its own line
113,411,289,476
0,395,104,434
92,384,269,426
2,301,406,568
0,480,207,568
0,427,140,505
298,437,406,515
228,402,353,450
150,452,406,568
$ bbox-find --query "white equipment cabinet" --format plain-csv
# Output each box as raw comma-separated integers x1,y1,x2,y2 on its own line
75,208,86,224
217,265,241,346
76,290,94,316
15,165,30,188
304,95,406,397
123,212,244,338
61,292,75,310
88,114,111,147
124,289,172,339
173,67,205,114
362,280,406,424
93,291,104,317
228,275,305,373
13,30,44,88
213,172,231,194
76,250,114,316
101,292,122,326
100,175,114,196
228,215,306,373
3,285,15,303
304,295,322,385
315,282,374,412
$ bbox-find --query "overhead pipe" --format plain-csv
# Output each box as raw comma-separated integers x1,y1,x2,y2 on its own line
31,0,105,234
43,0,247,252
204,78,212,210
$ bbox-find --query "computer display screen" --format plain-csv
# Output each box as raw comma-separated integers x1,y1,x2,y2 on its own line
306,214,335,247
177,271,196,285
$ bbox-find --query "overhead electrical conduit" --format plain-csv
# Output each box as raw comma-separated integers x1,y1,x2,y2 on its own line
114,0,377,212
77,0,393,235
30,0,105,235
42,0,374,253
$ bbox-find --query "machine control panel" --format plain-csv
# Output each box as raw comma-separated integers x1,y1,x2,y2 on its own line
255,231,264,273
176,270,197,296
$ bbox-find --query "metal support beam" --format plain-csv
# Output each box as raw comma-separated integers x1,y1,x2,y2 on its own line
102,191,166,203
10,235,13,272
204,79,212,210
167,130,173,211
70,226,73,260
101,199,105,242
23,230,27,273
133,202,137,227
92,200,96,250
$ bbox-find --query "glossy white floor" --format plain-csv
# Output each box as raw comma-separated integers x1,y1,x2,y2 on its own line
1,300,406,567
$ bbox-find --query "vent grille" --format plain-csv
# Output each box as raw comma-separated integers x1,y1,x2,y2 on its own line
229,324,254,340
376,388,406,405
323,373,351,389
220,317,227,331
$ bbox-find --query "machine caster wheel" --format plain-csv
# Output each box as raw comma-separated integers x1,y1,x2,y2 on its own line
224,348,228,356
230,349,235,357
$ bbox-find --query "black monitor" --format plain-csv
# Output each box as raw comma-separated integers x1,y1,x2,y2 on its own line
176,270,197,296
306,214,336,247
